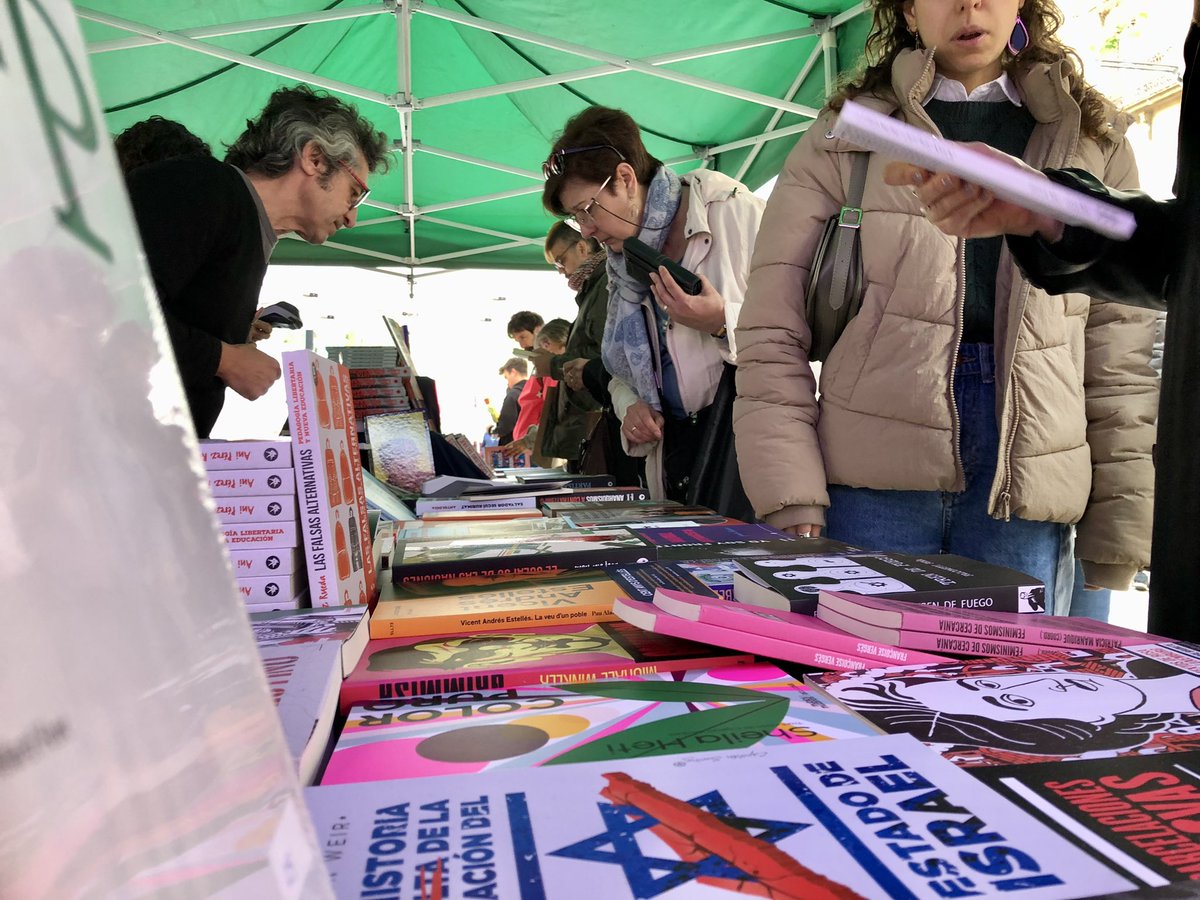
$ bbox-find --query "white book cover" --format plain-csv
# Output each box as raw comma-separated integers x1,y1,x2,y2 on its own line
230,547,305,577
221,521,300,550
259,640,344,785
284,350,375,607
199,438,293,470
214,495,300,525
207,467,297,497
305,733,1130,899
237,572,304,603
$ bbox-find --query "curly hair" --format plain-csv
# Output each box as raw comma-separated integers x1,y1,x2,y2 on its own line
224,84,390,178
831,0,1112,141
114,116,212,175
542,106,660,217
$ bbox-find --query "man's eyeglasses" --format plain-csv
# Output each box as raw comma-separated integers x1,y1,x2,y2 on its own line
552,241,579,272
337,159,371,208
542,144,626,178
566,174,613,229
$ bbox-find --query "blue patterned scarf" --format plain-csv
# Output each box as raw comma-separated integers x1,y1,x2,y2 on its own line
601,166,682,410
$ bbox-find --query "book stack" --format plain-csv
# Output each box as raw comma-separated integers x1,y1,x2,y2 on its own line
200,438,309,612
282,349,378,608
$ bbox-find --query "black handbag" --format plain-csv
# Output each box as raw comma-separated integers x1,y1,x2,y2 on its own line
805,151,869,362
684,363,754,522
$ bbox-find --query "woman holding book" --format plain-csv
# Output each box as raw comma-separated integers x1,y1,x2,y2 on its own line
733,0,1160,614
541,107,764,516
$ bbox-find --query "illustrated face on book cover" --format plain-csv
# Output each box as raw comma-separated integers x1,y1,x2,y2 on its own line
825,651,1200,764
367,631,620,672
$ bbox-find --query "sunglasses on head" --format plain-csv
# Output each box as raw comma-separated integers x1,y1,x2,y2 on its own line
542,144,626,178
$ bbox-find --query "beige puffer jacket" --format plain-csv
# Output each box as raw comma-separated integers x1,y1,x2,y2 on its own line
733,49,1160,590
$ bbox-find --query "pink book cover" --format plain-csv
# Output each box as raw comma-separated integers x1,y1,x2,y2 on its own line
198,438,291,469
337,362,377,602
219,521,298,549
229,547,304,577
212,495,298,525
653,588,951,667
284,350,371,608
817,589,1161,652
339,619,753,712
613,596,885,672
206,467,295,497
321,662,877,785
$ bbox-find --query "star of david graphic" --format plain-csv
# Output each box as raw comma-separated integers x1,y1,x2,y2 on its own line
268,475,282,489
549,789,809,897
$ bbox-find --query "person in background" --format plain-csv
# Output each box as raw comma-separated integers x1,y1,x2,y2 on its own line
881,0,1198,637
534,222,639,481
495,357,529,446
507,311,544,351
733,0,1159,614
126,86,389,438
541,106,764,513
115,115,212,177
505,319,570,460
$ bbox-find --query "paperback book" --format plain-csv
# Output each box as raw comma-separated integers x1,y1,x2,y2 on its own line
972,750,1200,889
198,438,291,470
206,467,295,497
391,530,654,585
654,588,952,667
305,733,1132,899
370,570,624,639
219,521,298,549
414,495,541,515
258,639,344,785
540,497,674,517
235,572,303,604
418,507,546,523
614,595,891,672
229,547,304,577
394,518,571,543
283,349,377,607
321,662,876,784
339,619,754,710
735,551,1045,616
251,605,370,679
212,495,298,525
381,566,620,601
815,590,1159,657
807,642,1200,767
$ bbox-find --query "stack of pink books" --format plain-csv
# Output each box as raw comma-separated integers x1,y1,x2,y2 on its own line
814,590,1161,657
201,438,309,612
612,587,952,672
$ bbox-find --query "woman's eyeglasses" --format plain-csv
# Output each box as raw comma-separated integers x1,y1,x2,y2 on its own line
565,174,613,229
542,144,626,178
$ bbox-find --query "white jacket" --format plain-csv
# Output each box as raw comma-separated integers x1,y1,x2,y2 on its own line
608,167,765,498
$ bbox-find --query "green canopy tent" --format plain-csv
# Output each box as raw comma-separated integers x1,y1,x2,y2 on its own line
77,0,871,270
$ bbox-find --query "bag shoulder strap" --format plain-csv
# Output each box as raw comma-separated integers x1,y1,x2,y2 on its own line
828,152,869,312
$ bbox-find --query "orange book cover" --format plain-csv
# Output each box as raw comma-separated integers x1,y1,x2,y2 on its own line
371,572,623,639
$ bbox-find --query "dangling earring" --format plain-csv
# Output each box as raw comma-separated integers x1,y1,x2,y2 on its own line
1008,15,1030,55
909,26,924,51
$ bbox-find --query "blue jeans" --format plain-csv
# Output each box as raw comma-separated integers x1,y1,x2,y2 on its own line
825,343,1074,614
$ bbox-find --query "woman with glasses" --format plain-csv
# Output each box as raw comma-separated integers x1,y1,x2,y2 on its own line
541,106,764,512
732,0,1159,615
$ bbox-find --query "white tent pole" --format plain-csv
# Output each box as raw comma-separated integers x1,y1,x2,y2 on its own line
76,8,391,106
396,0,416,262
87,4,389,54
735,34,825,182
823,24,839,97
419,216,544,246
420,185,542,214
281,233,414,265
419,27,821,110
832,1,871,28
411,142,542,180
665,121,813,167
412,4,821,118
419,240,531,266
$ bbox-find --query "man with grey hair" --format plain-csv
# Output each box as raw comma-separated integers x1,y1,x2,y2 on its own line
126,85,388,437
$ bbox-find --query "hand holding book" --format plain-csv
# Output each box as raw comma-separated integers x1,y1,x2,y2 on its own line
881,145,1066,245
